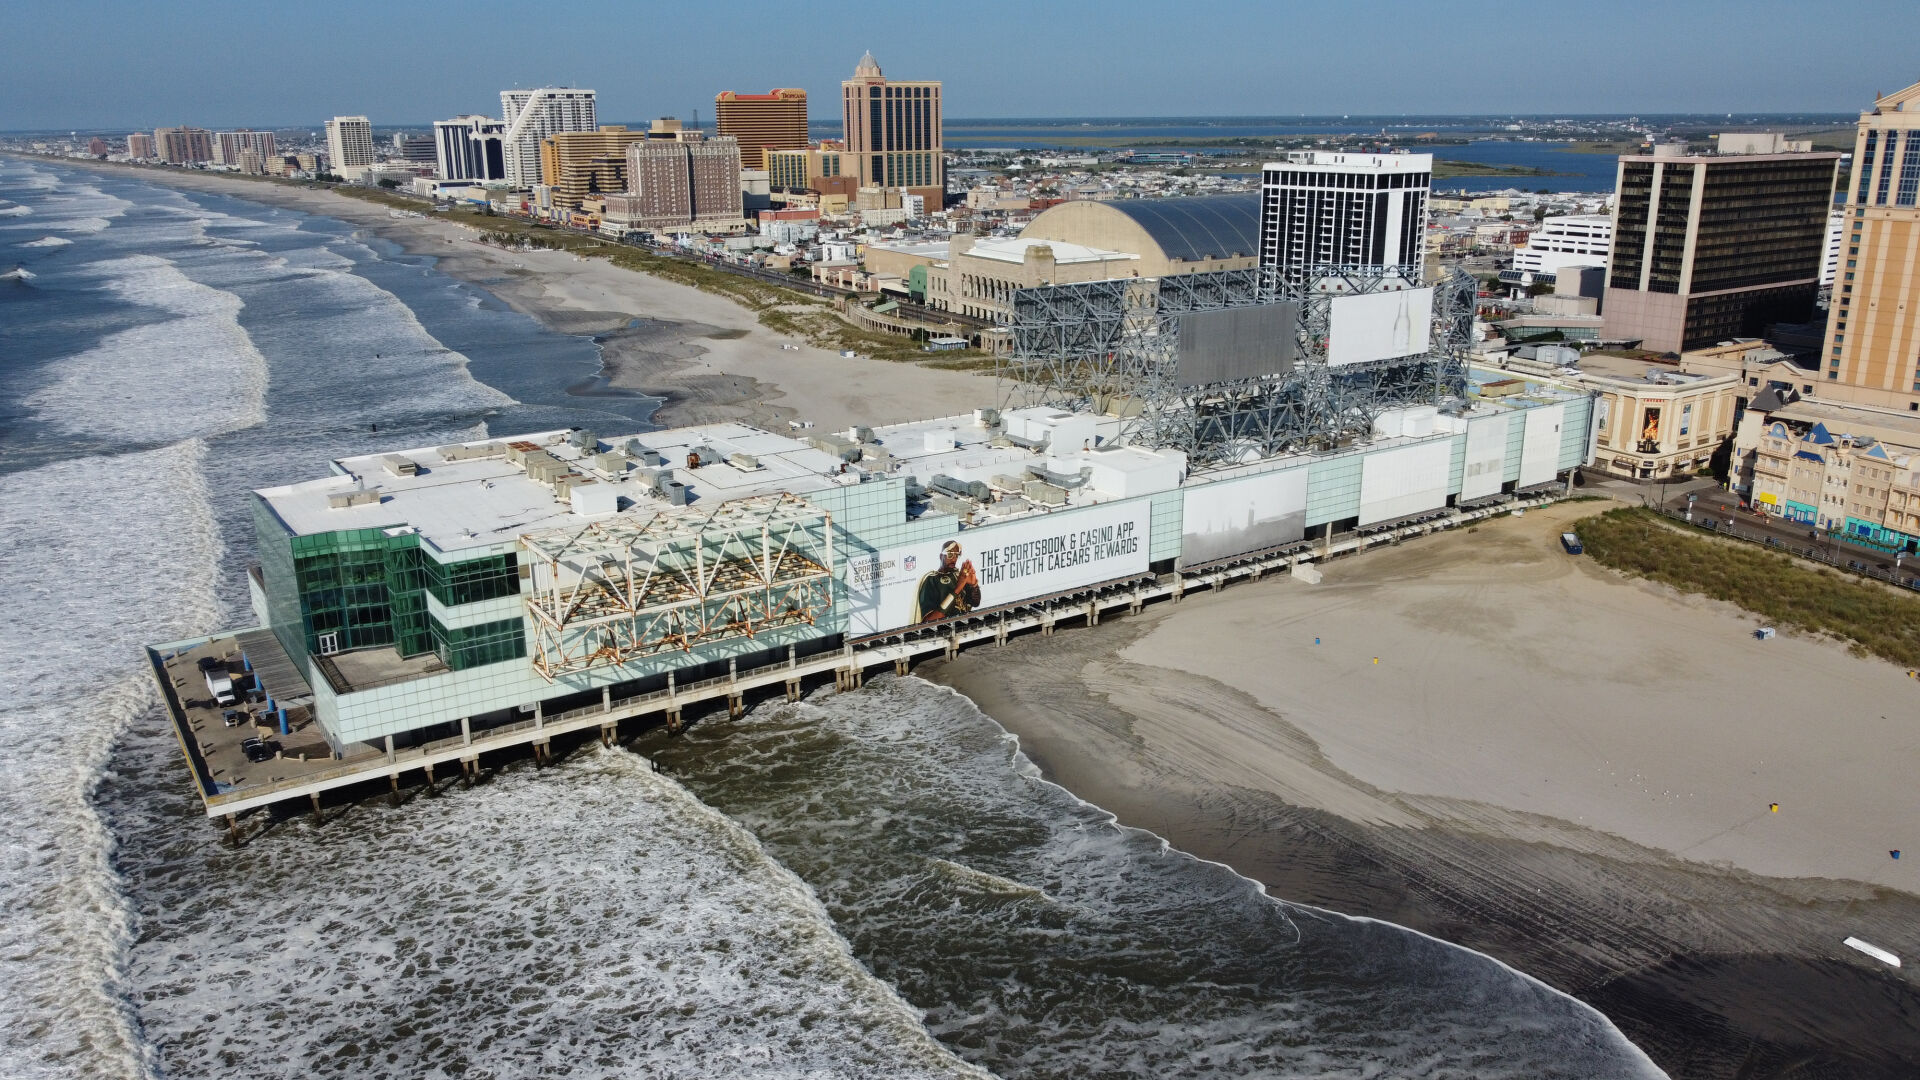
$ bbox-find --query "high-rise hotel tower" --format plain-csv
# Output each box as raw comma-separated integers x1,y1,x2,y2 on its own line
1258,151,1432,285
500,88,596,190
714,88,808,172
840,53,942,209
1823,80,1920,411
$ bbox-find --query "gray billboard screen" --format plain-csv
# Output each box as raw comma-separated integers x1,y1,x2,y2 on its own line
1173,300,1300,387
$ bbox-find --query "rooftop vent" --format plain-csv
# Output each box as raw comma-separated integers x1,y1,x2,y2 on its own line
381,454,419,478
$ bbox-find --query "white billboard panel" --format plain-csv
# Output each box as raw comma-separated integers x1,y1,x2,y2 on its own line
1460,414,1509,500
1327,287,1433,367
1358,440,1452,526
1181,466,1309,565
1519,402,1566,486
846,500,1151,636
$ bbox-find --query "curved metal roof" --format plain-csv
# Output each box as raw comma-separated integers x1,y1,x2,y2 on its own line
1103,194,1262,263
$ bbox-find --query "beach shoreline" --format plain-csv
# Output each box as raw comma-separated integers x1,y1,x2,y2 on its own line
36,159,1920,1076
922,498,1920,1078
32,159,998,433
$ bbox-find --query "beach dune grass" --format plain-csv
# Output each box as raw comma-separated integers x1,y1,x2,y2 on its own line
1574,507,1920,668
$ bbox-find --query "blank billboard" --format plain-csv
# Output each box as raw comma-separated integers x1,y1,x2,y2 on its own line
1327,288,1434,367
1358,440,1453,525
1181,466,1309,565
1519,402,1566,486
1174,301,1301,386
1460,414,1509,500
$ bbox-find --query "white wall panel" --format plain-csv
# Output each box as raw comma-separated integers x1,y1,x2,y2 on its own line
1519,402,1567,486
1181,466,1309,565
1358,440,1453,525
1460,414,1509,500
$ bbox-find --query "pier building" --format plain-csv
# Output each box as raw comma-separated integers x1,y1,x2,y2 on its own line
152,372,1595,826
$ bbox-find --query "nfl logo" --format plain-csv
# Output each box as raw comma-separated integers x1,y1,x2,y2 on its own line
903,555,917,571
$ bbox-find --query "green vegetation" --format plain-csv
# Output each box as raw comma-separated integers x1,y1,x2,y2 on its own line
1573,507,1920,668
1561,140,1650,155
1434,159,1568,179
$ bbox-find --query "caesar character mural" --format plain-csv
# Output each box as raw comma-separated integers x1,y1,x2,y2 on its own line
1637,406,1663,454
910,540,980,623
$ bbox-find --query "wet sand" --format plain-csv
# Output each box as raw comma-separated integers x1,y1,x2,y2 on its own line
52,163,1920,1075
924,500,1920,1078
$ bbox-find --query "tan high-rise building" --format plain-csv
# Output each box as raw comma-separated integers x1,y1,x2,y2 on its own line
605,132,745,234
126,132,155,159
714,89,808,172
539,126,649,212
154,126,214,164
214,129,277,168
324,116,375,181
840,52,943,209
1822,79,1920,412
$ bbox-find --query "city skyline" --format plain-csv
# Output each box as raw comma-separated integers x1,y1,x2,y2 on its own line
3,0,1913,130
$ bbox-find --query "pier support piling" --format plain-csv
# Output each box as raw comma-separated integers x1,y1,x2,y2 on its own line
225,814,240,845
423,761,436,796
785,677,801,702
894,657,910,676
728,693,743,719
309,792,323,820
387,773,401,807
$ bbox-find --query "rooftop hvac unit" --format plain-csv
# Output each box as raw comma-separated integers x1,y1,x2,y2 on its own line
326,486,382,509
661,481,688,506
928,493,975,516
437,441,505,462
726,452,760,471
923,428,957,453
381,455,419,477
929,474,990,502
593,451,627,475
1023,480,1069,506
811,434,861,461
973,407,1000,428
569,428,598,451
850,426,875,444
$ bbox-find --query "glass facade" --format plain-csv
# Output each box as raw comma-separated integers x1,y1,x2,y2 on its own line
432,617,528,671
253,496,522,668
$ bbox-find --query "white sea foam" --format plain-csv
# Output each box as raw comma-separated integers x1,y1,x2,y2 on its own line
0,439,224,1080
0,202,31,216
24,255,269,443
109,743,988,1080
19,235,73,248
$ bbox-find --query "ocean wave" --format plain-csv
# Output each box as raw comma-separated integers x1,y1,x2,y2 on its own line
24,254,269,443
664,677,1667,1079
0,203,32,216
108,742,989,1080
0,438,223,1080
19,235,73,248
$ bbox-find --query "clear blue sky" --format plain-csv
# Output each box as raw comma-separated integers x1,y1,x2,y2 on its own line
5,0,1913,130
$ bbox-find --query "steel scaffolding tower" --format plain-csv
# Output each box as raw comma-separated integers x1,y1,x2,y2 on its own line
1000,265,1475,467
520,492,834,680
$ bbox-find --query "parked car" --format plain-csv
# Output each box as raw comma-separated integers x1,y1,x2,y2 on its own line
241,737,278,764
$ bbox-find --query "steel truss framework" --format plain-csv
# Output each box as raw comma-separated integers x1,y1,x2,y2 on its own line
1001,264,1475,467
519,492,834,681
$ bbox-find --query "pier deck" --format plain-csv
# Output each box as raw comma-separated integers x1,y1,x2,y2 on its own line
150,492,1563,828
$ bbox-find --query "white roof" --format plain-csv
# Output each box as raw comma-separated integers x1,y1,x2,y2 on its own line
963,236,1138,266
257,423,855,554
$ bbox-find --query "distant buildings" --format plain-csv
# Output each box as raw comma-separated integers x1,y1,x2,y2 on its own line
126,132,155,159
1511,214,1612,278
1821,79,1920,412
1259,151,1432,284
214,130,276,169
714,88,808,172
434,115,507,183
87,137,111,158
603,125,745,233
1715,132,1815,155
500,87,596,190
840,53,943,208
391,133,436,165
154,126,214,165
1601,149,1840,353
324,116,375,180
539,125,649,213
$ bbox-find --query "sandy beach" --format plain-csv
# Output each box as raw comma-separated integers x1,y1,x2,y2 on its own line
51,163,999,432
925,498,1920,1077
46,162,1920,1076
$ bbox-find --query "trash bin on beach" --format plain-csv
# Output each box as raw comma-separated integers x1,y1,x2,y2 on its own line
1755,627,1776,640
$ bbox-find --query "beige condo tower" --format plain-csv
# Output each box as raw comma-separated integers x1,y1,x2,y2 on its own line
1822,79,1920,411
840,52,943,209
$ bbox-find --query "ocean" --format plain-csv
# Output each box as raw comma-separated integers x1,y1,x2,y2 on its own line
0,158,1664,1079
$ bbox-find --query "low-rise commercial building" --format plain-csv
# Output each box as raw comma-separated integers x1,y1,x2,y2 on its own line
1568,354,1741,480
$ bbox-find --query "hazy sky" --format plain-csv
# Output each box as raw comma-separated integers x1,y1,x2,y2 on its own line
6,0,1915,130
